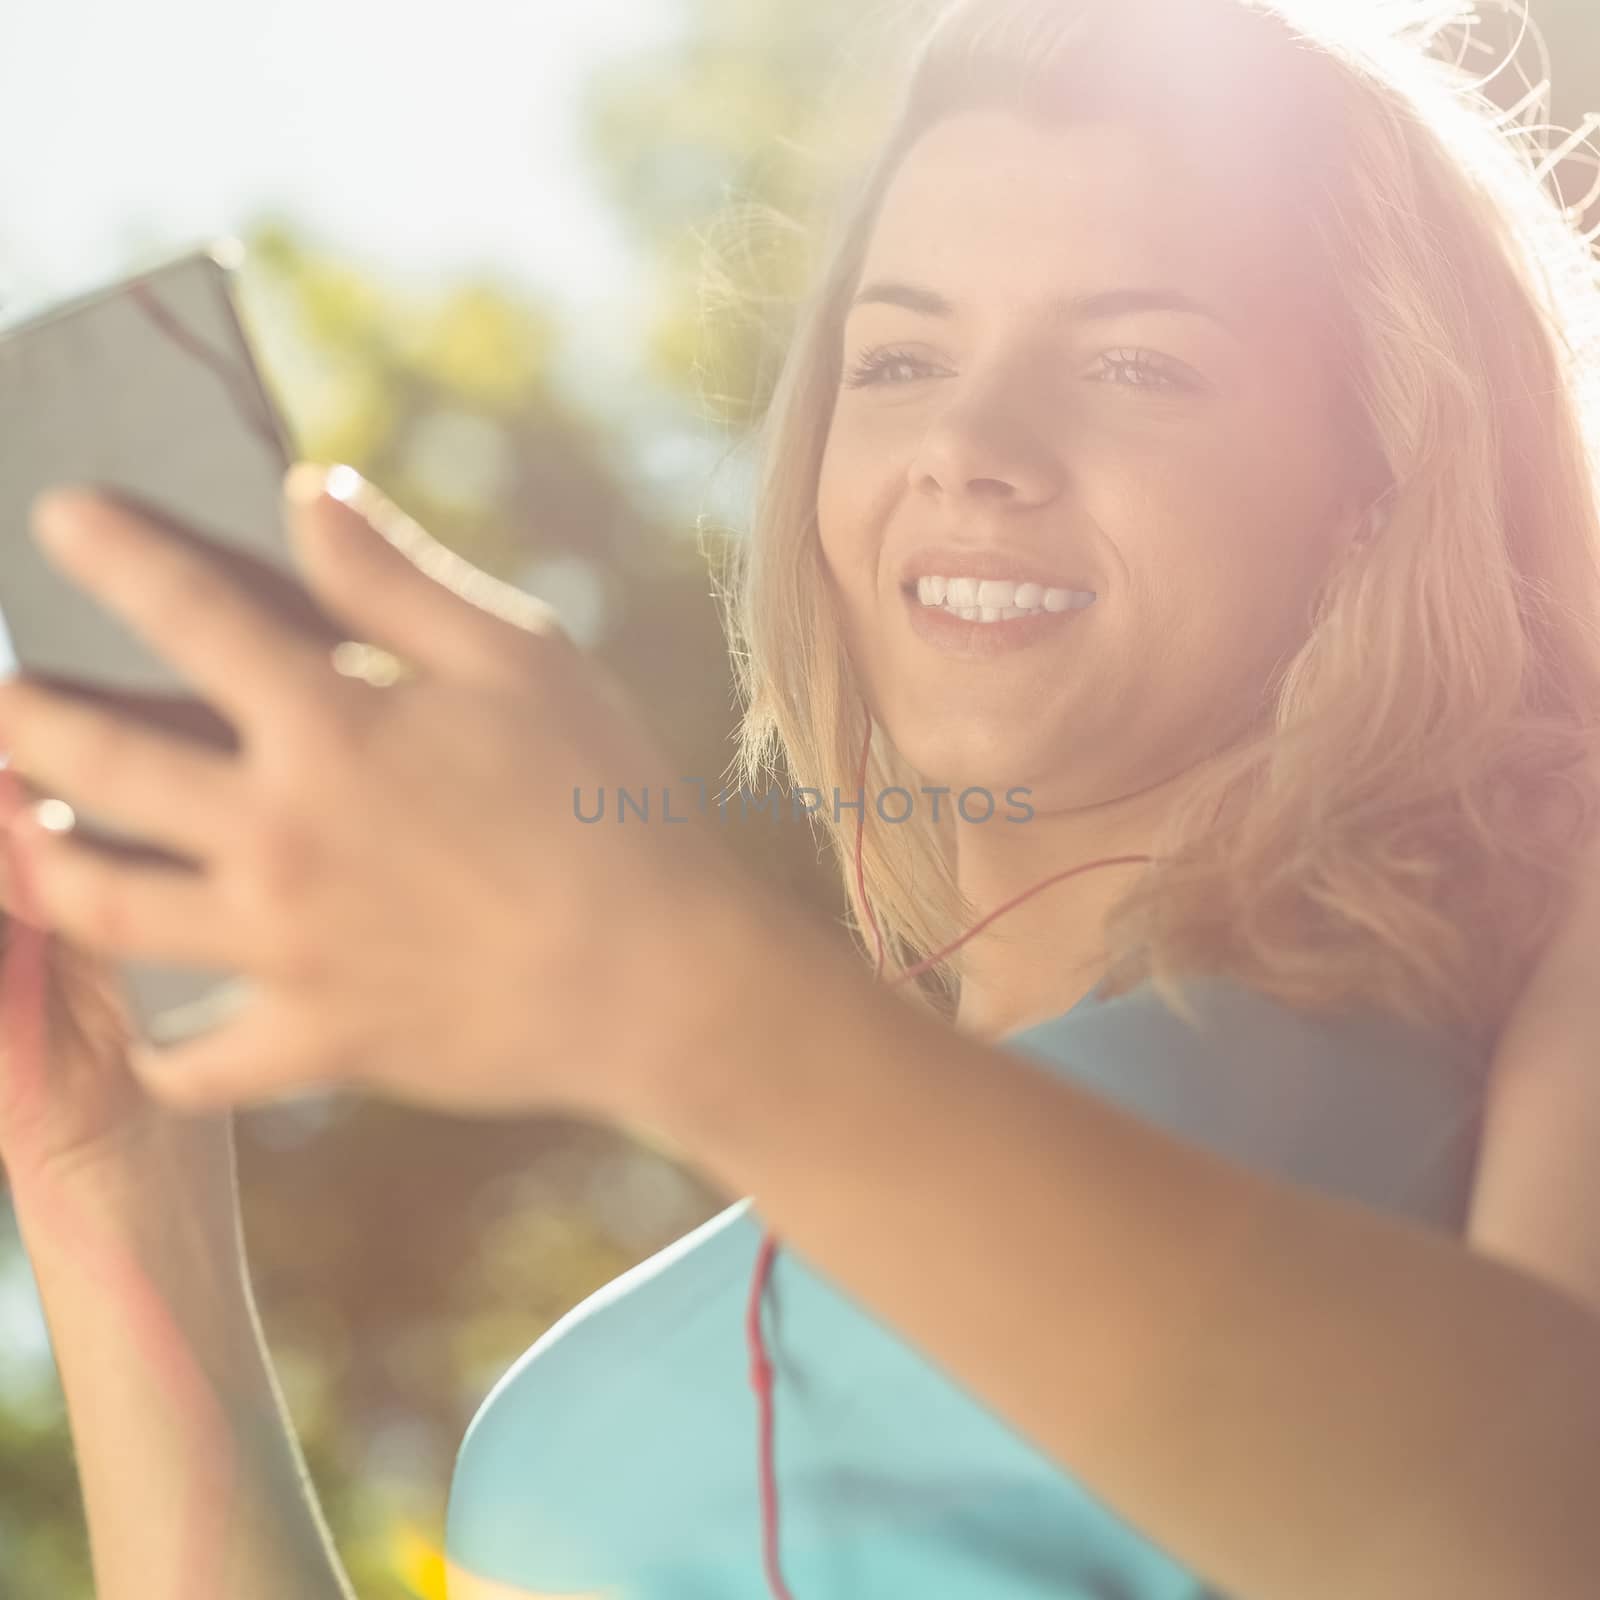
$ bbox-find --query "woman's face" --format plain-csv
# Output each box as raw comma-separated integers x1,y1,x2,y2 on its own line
815,110,1358,808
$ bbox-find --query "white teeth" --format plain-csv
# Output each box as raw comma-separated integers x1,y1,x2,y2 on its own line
975,579,1014,608
911,573,1096,621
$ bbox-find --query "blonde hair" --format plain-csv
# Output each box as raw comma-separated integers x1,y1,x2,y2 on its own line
713,0,1600,1059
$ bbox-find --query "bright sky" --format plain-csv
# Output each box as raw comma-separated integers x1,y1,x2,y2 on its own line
0,0,682,373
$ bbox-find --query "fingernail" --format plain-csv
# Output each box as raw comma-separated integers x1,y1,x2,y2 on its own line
31,798,76,835
283,461,331,509
285,462,375,520
32,489,96,553
323,464,367,506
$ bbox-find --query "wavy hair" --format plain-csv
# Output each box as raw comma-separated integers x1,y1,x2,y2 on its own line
712,0,1600,1059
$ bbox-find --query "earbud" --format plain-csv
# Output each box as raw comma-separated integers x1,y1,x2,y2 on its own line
1351,496,1391,549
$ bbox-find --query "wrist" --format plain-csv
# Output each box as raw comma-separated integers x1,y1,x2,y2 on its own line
608,858,884,1165
14,1127,273,1450
15,1155,260,1402
10,1110,243,1280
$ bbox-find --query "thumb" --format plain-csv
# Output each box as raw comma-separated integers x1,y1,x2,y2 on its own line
281,463,568,684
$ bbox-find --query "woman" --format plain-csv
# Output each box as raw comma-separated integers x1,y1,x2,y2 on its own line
2,0,1599,1598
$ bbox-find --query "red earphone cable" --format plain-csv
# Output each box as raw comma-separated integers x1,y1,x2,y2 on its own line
746,709,1155,1598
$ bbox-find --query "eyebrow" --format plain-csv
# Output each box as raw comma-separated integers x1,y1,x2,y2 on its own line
847,279,1238,338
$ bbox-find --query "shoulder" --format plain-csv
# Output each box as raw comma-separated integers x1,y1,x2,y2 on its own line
444,1198,760,1591
1004,974,1487,1226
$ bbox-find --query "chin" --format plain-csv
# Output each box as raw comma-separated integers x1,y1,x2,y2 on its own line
890,726,1037,797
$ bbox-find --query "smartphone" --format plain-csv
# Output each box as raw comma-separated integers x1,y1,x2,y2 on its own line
0,239,346,1048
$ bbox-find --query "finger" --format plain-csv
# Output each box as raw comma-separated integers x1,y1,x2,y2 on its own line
282,463,573,688
127,994,342,1113
0,676,243,860
29,488,339,735
11,815,263,969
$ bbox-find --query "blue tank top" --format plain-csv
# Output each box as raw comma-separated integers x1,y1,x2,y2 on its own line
444,974,1486,1598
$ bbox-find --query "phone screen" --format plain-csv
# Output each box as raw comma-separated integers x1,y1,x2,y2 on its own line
0,240,339,1046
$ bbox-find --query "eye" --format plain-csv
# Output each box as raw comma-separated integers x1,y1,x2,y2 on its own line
1090,348,1202,393
841,342,1205,393
841,346,940,388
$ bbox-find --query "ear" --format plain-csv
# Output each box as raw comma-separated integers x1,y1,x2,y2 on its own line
281,463,569,684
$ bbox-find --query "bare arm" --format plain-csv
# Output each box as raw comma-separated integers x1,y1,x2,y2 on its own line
10,1115,360,1600
617,891,1600,1600
1468,797,1600,1321
1470,997,1600,1322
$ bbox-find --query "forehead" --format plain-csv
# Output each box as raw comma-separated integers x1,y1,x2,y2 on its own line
861,110,1304,327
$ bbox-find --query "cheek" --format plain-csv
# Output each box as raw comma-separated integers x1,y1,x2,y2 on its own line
1117,454,1339,668
815,429,891,593
1136,510,1335,692
1133,417,1340,578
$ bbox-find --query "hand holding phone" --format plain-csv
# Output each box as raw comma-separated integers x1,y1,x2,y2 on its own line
0,240,344,1047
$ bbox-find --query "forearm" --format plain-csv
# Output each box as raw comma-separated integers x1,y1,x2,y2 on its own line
630,894,1600,1600
1469,1003,1600,1322
10,1123,358,1600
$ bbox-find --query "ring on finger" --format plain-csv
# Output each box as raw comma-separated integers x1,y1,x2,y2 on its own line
330,641,416,690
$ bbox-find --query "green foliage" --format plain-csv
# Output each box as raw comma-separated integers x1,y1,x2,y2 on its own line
579,0,925,427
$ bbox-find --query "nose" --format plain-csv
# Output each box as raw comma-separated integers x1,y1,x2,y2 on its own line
906,385,1064,508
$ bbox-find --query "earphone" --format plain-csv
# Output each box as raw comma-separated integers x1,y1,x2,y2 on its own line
746,707,1156,1599
1355,491,1394,548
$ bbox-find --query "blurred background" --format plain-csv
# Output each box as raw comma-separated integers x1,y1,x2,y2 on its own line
2,1,1600,1594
